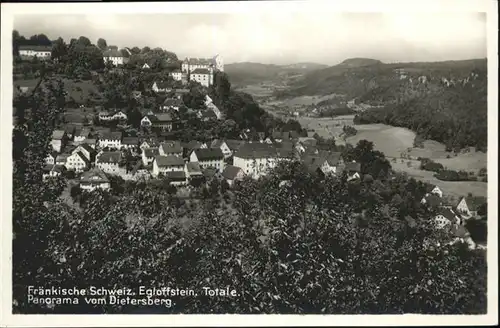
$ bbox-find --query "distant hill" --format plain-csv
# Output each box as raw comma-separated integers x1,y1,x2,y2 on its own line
278,58,487,150
225,62,328,86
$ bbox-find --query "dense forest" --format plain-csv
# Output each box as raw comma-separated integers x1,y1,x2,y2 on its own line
12,74,487,314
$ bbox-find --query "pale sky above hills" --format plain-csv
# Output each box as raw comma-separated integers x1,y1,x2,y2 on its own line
13,11,487,65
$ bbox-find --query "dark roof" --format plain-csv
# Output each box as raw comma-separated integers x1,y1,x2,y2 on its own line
225,139,246,151
75,151,90,165
174,88,190,94
144,148,160,158
202,167,218,178
186,162,203,174
234,143,294,159
76,143,94,154
426,184,440,193
423,194,443,208
193,148,224,161
154,81,170,89
182,140,205,151
163,98,183,107
191,68,211,75
19,45,52,52
155,155,185,167
166,171,187,181
303,155,328,172
78,128,91,137
202,110,218,120
184,57,215,65
155,113,173,122
122,137,139,145
43,164,53,172
80,168,109,183
102,131,122,141
96,151,121,164
438,208,458,221
52,164,66,173
103,49,123,57
210,139,225,148
52,130,65,140
458,196,485,212
160,141,183,154
222,165,243,180
83,138,97,145
345,162,361,172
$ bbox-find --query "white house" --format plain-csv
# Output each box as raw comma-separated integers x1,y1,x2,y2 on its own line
103,49,127,66
189,148,225,172
141,114,174,131
303,152,343,175
80,169,110,192
233,143,294,179
434,208,461,229
190,68,213,87
42,164,66,180
74,128,91,143
65,151,90,173
222,165,245,186
45,152,58,165
152,81,170,93
72,144,95,163
210,139,232,159
152,155,185,177
345,162,361,181
98,110,127,122
51,130,66,152
206,102,222,120
182,55,224,73
159,141,183,158
95,151,124,175
426,184,443,198
455,196,481,218
18,45,52,60
142,148,160,167
171,70,183,81
98,132,122,150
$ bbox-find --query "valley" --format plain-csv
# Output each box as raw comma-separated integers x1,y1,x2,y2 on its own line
230,58,488,198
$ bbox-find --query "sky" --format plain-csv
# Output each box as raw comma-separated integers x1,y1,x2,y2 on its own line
13,12,487,65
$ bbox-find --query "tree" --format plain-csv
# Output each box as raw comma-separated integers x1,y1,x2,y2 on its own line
77,36,92,47
51,37,68,61
97,38,108,50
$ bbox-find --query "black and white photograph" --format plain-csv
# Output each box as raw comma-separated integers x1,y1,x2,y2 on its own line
1,0,498,326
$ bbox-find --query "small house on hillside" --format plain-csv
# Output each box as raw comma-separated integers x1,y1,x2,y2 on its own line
142,148,160,167
152,155,185,177
159,141,183,158
190,148,225,172
222,165,245,186
80,169,110,192
345,162,361,181
455,196,484,218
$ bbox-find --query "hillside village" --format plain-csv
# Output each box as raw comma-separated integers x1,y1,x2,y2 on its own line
12,40,485,251
10,15,490,315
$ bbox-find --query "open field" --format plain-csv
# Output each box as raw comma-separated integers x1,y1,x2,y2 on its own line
295,115,487,197
267,93,344,107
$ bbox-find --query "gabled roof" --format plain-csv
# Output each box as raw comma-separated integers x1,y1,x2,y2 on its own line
438,208,458,221
345,162,361,172
186,162,203,174
52,164,66,173
225,139,246,151
191,68,211,75
96,151,121,164
155,113,173,122
19,45,52,52
78,128,91,137
83,138,97,146
43,164,53,173
234,143,293,159
153,81,170,90
163,98,183,107
222,165,243,180
193,148,224,161
80,168,109,183
202,110,218,120
56,153,69,161
52,130,65,140
74,143,94,154
122,137,139,145
160,141,183,154
74,151,90,165
183,140,205,151
101,131,122,141
202,167,218,178
155,155,185,167
210,139,226,148
165,171,187,181
423,194,443,208
144,148,160,158
457,196,485,212
103,49,123,57
184,57,215,65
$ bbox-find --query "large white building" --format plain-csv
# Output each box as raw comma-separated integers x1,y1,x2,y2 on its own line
189,148,225,172
233,143,294,179
181,55,224,75
98,132,123,150
19,45,52,60
190,68,213,87
65,151,90,173
152,155,185,177
103,49,128,66
95,151,124,175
